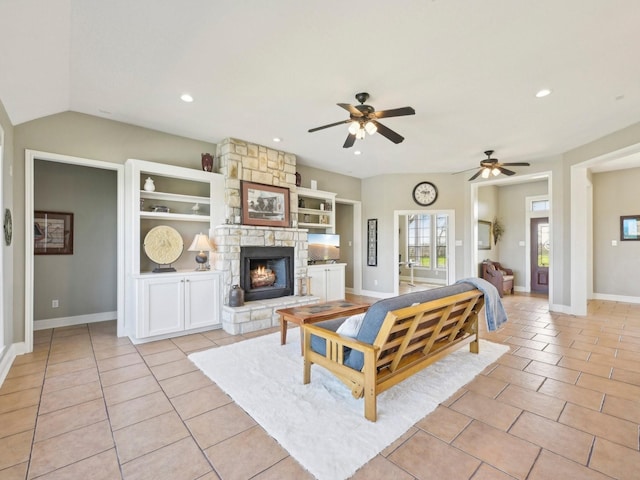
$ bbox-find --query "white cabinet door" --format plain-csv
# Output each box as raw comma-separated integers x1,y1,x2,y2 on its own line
307,267,327,302
325,265,346,302
185,273,222,329
139,276,184,337
307,264,346,302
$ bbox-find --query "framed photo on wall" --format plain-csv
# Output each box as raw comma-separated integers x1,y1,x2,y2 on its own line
620,215,640,241
367,218,378,266
241,181,290,227
34,211,74,254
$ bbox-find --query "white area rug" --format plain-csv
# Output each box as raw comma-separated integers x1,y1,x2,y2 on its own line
189,329,509,480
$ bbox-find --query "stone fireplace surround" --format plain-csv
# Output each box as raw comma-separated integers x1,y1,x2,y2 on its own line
211,138,319,334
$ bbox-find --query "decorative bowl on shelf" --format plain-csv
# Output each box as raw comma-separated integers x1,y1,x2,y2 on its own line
152,205,170,213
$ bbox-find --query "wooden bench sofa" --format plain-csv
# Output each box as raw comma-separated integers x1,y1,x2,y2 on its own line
302,283,485,422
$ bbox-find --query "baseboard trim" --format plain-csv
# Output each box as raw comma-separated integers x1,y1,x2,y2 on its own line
34,311,117,331
0,342,28,386
399,276,446,285
591,293,640,305
359,289,395,299
550,303,573,314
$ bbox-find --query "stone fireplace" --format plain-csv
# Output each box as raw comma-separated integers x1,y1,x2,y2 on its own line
240,246,294,301
211,138,318,334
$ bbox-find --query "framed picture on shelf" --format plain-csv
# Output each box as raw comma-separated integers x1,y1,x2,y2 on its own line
620,215,640,241
241,181,290,227
34,211,74,255
367,218,378,266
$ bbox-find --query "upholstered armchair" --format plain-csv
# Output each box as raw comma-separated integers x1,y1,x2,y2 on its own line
482,261,514,297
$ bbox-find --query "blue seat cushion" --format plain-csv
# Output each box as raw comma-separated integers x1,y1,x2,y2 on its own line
309,317,351,359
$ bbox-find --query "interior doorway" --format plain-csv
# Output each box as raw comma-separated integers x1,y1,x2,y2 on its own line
24,150,124,353
530,217,549,294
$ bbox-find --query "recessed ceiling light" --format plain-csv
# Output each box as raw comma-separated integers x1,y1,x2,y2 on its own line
354,150,362,155
535,88,552,98
273,137,282,142
180,93,194,103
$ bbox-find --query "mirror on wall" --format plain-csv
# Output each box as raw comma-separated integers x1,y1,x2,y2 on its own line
478,220,491,250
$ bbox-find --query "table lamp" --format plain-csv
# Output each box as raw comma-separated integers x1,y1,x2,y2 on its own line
188,233,214,270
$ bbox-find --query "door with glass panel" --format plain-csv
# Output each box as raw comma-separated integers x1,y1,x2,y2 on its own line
530,217,549,294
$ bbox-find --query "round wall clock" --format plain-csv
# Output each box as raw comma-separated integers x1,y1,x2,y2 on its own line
412,181,438,206
3,208,12,246
143,225,184,266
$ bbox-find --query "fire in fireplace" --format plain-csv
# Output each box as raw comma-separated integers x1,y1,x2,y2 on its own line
240,246,294,301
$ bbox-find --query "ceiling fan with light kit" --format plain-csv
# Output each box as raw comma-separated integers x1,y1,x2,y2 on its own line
308,92,415,148
462,150,531,181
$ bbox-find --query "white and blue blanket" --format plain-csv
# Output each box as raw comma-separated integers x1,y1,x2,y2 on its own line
456,277,508,331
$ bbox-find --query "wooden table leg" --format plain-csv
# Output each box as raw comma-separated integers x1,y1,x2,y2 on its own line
280,315,287,345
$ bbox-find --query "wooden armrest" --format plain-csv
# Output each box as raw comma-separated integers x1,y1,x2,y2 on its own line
303,324,379,354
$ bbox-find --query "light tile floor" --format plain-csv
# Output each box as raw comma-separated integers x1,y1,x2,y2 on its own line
2,294,640,479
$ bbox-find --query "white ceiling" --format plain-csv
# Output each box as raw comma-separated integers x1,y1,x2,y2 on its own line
1,0,639,178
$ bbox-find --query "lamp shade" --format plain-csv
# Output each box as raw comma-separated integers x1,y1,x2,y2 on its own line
188,233,214,252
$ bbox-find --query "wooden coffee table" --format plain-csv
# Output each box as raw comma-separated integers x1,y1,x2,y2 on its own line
277,300,370,354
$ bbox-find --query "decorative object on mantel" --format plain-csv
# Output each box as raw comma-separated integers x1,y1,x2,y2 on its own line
492,217,504,245
143,177,155,192
191,203,200,214
143,225,183,272
310,180,318,190
229,284,245,307
201,152,214,172
188,232,214,270
295,171,301,187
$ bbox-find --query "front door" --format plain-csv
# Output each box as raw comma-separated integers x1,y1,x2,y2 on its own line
531,217,549,294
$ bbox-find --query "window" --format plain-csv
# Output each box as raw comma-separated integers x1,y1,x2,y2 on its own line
531,199,549,211
407,214,431,267
406,213,449,270
435,214,448,269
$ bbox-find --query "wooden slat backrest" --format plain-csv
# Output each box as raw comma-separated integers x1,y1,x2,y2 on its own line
372,290,483,372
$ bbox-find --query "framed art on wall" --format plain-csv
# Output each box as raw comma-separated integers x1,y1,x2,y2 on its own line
367,218,378,266
620,215,640,241
34,211,74,254
241,181,290,227
478,220,491,250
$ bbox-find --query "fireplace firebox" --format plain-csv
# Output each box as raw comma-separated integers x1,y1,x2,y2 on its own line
240,246,294,301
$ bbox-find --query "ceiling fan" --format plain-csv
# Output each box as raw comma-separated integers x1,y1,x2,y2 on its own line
308,92,415,148
465,150,530,181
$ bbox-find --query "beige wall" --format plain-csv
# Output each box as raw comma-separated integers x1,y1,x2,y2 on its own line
295,164,361,201
592,167,640,296
1,98,15,358
13,111,217,342
361,173,467,293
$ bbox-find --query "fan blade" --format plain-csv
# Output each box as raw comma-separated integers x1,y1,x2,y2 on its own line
501,162,530,167
374,106,416,119
499,167,516,176
454,164,483,174
337,103,363,117
372,120,404,144
343,133,356,148
468,170,483,181
308,119,351,133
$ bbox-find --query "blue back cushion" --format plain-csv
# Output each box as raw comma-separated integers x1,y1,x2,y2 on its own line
344,283,476,370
